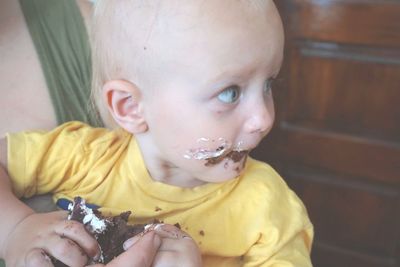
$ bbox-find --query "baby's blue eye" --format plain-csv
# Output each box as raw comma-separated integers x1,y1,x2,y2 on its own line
217,86,241,103
264,79,274,95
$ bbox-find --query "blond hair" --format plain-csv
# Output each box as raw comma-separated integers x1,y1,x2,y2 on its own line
91,0,161,128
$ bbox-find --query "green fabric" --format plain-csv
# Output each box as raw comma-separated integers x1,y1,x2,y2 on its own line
19,0,102,127
0,1,103,265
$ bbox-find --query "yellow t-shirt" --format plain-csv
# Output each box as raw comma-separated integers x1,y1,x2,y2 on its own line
7,121,313,267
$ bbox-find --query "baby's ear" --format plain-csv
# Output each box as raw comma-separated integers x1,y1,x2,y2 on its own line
103,80,148,133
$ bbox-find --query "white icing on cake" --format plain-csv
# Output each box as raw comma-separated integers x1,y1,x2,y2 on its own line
68,198,107,233
83,212,107,233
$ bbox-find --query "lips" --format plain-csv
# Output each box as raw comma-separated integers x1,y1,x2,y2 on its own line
184,145,230,160
184,138,232,160
184,138,254,167
205,149,249,166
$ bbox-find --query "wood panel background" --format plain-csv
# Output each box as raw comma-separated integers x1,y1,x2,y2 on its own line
252,1,400,266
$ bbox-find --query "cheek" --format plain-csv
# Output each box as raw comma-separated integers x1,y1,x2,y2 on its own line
147,104,203,154
267,93,275,116
147,99,238,160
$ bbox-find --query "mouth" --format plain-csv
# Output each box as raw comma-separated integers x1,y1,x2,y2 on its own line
183,144,230,161
183,138,250,167
184,138,232,160
204,149,249,166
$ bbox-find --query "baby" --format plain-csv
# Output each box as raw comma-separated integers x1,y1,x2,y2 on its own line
0,0,313,266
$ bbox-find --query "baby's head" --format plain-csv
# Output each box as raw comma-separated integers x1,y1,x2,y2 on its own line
92,0,284,187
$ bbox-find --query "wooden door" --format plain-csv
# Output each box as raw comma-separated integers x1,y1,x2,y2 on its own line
252,1,400,266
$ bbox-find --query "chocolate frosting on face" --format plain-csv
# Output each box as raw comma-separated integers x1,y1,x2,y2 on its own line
205,150,249,166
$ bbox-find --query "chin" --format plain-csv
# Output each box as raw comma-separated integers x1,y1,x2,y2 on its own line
202,160,247,183
186,151,249,184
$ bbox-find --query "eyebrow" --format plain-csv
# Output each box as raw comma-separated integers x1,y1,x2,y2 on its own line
208,64,257,85
208,60,281,88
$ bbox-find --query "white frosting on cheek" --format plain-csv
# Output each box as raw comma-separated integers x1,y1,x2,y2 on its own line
183,138,232,160
184,146,229,160
183,138,245,160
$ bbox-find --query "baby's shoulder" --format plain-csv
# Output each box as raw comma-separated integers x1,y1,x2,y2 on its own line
240,158,288,191
53,121,130,148
14,121,134,161
234,158,307,220
235,158,299,206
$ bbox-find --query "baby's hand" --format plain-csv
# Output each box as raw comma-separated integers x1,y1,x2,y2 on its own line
123,224,202,267
90,231,162,267
94,224,202,267
3,210,100,267
152,224,202,267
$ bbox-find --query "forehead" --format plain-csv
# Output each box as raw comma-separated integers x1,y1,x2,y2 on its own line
100,0,284,90
152,0,282,45
149,1,284,79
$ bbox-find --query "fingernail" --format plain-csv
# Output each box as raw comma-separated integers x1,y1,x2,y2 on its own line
154,224,181,238
123,234,141,250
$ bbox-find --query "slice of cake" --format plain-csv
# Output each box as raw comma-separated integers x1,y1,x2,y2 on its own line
52,197,149,266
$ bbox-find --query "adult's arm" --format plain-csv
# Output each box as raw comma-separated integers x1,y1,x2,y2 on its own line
0,0,96,139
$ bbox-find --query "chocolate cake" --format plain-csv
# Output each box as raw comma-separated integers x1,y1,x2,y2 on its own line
52,197,148,266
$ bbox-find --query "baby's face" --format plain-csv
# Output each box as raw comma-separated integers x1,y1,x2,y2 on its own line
139,0,284,186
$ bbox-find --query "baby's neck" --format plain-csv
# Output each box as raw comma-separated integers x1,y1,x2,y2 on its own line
147,161,206,188
136,135,206,188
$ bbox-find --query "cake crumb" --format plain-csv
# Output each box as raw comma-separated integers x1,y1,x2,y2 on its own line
199,230,205,236
155,206,162,212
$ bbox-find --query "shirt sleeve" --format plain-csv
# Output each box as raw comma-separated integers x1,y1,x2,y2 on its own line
243,177,314,267
6,121,112,198
244,223,313,267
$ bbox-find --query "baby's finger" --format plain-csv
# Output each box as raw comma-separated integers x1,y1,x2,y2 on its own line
152,251,177,267
153,240,203,267
111,231,161,267
153,228,202,267
54,219,100,260
158,235,199,253
25,248,54,267
152,224,191,239
42,234,88,267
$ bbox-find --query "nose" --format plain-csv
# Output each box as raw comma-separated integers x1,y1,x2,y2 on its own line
243,99,275,134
